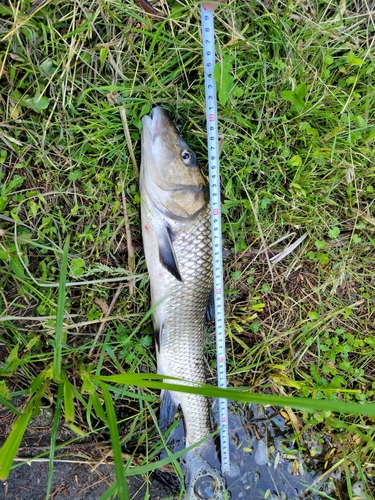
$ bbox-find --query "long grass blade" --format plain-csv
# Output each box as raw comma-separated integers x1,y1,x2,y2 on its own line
0,385,45,480
53,235,70,383
98,373,375,416
100,381,129,500
46,381,64,498
125,431,217,476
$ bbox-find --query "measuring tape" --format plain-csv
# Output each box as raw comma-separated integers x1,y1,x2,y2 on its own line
200,5,230,475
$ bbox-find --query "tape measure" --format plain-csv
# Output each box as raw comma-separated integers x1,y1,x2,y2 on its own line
200,5,230,475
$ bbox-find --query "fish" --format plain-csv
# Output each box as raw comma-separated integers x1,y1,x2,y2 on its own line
140,106,226,499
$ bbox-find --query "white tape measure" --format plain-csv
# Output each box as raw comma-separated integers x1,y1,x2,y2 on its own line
200,5,230,475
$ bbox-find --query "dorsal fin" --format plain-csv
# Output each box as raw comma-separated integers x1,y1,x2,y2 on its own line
158,222,182,282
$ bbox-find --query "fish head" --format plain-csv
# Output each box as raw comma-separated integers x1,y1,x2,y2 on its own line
182,449,227,500
140,106,208,220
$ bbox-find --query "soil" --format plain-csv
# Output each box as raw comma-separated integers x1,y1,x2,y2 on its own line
2,462,173,499
0,401,175,500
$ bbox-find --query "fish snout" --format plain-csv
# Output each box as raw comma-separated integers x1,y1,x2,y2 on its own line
147,106,169,143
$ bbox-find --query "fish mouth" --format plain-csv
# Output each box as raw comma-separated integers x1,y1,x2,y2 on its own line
142,106,167,143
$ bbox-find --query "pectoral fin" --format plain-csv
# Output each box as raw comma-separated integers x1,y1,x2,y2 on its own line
158,223,182,282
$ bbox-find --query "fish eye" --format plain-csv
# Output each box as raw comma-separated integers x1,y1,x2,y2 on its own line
181,149,196,167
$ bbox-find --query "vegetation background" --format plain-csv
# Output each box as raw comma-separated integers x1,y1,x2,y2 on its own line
0,0,374,498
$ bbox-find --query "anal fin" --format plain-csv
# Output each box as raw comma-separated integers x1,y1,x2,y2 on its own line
159,390,178,435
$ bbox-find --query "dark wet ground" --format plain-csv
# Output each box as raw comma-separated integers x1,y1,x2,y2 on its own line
0,403,174,500
2,457,175,500
2,461,174,499
3,461,115,500
1,401,371,499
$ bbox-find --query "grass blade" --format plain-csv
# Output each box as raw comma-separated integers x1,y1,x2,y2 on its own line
53,235,70,383
100,381,129,500
98,373,375,417
125,431,217,476
46,381,64,498
0,395,21,416
62,373,75,423
0,385,45,480
98,482,117,500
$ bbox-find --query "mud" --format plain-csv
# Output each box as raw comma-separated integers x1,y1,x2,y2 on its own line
0,402,175,500
2,461,173,499
2,461,115,500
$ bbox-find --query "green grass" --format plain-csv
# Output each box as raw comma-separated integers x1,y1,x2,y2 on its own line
1,0,375,498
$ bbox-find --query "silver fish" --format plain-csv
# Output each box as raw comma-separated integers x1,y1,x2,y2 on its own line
140,107,226,499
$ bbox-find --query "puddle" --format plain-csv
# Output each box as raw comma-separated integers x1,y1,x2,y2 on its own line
163,402,344,499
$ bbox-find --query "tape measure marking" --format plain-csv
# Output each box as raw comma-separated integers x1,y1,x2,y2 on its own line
200,4,230,475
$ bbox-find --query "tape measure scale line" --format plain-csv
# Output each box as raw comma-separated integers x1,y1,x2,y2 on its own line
200,5,230,475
